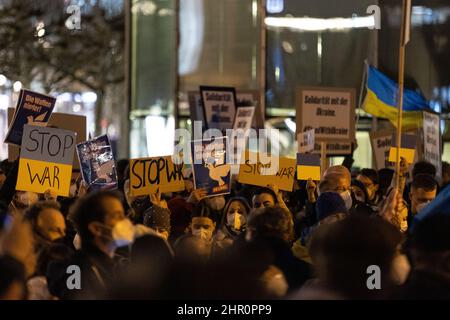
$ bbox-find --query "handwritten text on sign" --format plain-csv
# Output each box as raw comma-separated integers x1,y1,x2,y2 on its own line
237,151,296,192
130,156,185,196
16,125,76,196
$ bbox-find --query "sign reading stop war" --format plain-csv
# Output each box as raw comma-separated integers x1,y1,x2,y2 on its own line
237,151,296,192
16,125,76,196
130,156,185,196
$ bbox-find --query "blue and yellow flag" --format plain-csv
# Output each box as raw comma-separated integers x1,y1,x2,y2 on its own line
362,65,430,130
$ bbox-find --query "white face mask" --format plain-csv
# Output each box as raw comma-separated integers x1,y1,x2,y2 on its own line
73,233,82,250
227,212,245,231
207,196,226,211
416,201,431,214
339,190,353,210
111,218,135,247
192,227,213,242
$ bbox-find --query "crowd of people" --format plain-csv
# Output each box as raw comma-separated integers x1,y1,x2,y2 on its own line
0,155,450,300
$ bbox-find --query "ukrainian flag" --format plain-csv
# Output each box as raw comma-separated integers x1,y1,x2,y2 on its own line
363,65,430,130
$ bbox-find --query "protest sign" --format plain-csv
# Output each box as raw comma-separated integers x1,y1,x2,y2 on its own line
237,151,296,192
16,125,76,196
423,111,441,179
297,129,315,154
188,91,206,128
129,156,185,196
296,87,356,143
369,130,395,170
191,136,231,197
76,135,118,191
297,153,321,181
5,89,56,146
8,108,87,169
200,86,237,130
388,133,417,164
232,106,255,133
311,141,352,156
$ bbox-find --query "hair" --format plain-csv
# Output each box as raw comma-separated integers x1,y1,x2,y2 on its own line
68,190,122,245
378,168,395,196
0,255,26,299
252,187,278,204
24,201,61,231
191,199,214,220
36,243,74,276
308,215,402,299
411,174,438,192
442,162,450,176
408,214,450,254
412,161,436,178
247,206,293,243
359,168,379,185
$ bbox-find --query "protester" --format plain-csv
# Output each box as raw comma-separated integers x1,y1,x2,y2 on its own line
357,168,381,205
378,168,395,198
48,190,132,299
0,255,26,300
245,206,312,292
394,214,450,299
351,179,369,204
294,216,404,299
407,174,437,228
143,205,171,241
316,192,348,225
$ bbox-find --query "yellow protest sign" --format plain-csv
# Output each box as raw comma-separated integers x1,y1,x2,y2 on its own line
16,125,76,197
237,151,296,191
129,156,185,196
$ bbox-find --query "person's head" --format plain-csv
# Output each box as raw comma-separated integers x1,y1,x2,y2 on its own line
316,192,348,225
378,168,395,197
246,206,293,244
24,201,66,243
222,197,250,231
143,206,171,241
251,187,277,209
351,179,369,204
12,191,39,210
409,174,437,215
189,201,216,242
69,190,133,254
407,214,450,278
0,256,26,300
174,235,212,263
322,167,352,210
204,195,226,212
412,161,436,179
442,162,450,187
357,168,379,202
308,216,404,298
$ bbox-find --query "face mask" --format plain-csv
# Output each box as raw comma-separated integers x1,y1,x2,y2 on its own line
192,227,213,242
207,196,226,211
415,201,431,214
339,190,353,210
69,184,78,198
111,218,135,247
227,212,245,230
73,233,82,250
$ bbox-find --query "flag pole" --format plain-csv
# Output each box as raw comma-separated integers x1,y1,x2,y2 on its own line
395,0,411,188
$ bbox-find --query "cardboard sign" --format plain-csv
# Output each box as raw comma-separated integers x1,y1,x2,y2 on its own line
296,87,356,143
312,141,352,156
297,129,315,154
129,156,185,196
297,153,321,181
5,89,56,146
7,108,87,169
200,86,237,131
369,130,395,170
76,135,118,191
389,134,417,164
423,111,441,179
237,151,296,192
16,125,76,196
233,106,255,133
191,136,231,197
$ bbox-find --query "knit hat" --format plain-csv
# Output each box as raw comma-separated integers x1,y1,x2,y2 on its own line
143,205,171,231
316,192,348,222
